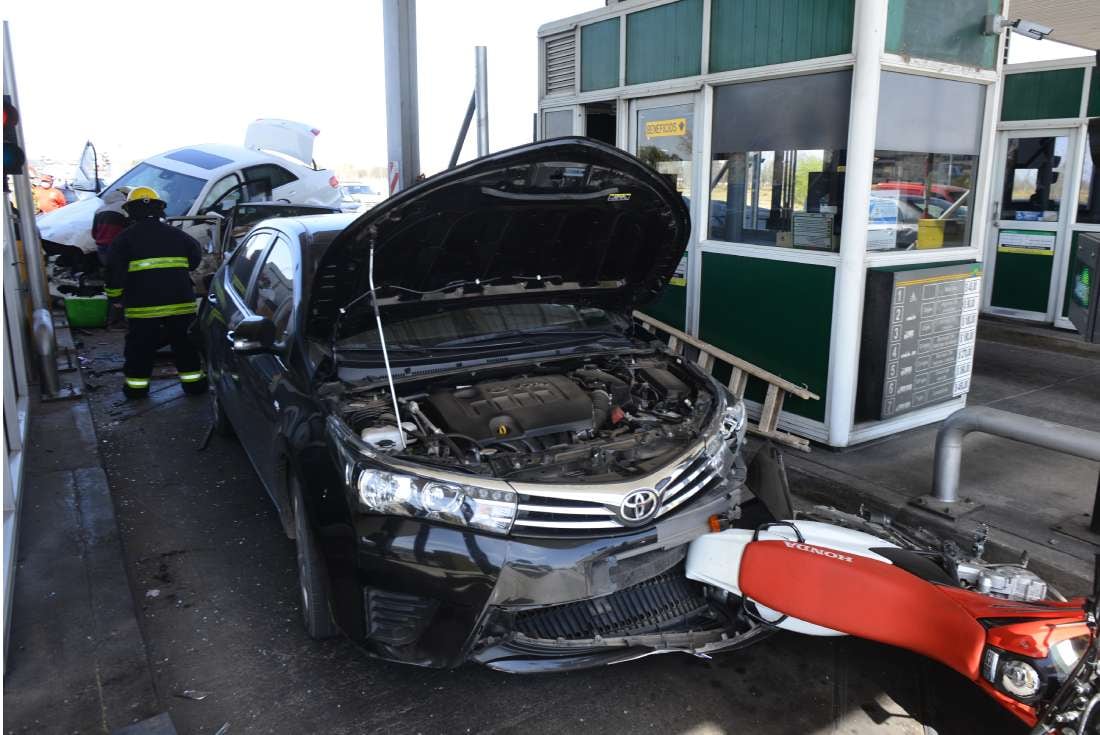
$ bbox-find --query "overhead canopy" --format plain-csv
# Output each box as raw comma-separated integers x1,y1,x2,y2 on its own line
1009,0,1100,53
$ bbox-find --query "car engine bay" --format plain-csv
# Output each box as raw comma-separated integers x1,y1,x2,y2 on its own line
328,354,718,482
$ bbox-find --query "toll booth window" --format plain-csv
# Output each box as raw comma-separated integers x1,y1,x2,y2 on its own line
870,73,984,252
998,136,1069,222
708,71,851,251
1074,122,1099,225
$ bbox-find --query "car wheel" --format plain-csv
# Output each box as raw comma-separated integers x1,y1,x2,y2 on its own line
211,388,235,438
291,475,338,639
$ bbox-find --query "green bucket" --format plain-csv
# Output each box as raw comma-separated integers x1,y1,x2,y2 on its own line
65,295,109,328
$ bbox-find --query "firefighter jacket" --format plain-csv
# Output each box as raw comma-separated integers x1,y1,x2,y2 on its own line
106,218,202,319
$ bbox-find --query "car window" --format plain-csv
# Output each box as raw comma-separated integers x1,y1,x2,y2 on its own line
228,231,272,299
199,174,243,213
249,236,296,340
243,164,298,191
101,162,207,217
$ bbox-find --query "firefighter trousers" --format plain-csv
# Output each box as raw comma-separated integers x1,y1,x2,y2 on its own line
122,314,208,398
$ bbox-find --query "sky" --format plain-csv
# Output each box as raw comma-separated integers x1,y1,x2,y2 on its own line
4,0,601,178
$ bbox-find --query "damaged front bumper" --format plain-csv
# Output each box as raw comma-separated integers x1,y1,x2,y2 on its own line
346,456,750,672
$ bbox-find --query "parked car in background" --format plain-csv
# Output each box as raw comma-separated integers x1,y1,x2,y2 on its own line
338,182,385,213
198,139,755,672
37,120,342,272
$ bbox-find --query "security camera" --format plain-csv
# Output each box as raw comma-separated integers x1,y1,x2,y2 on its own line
1013,19,1054,41
983,14,1053,41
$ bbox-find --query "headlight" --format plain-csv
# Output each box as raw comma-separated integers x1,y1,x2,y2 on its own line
720,399,747,446
356,468,517,534
1000,659,1042,699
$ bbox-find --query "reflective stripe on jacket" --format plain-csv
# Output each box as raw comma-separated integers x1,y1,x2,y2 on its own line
106,218,202,318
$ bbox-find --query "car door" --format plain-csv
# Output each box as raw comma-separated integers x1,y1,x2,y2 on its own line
234,232,299,495
206,230,273,429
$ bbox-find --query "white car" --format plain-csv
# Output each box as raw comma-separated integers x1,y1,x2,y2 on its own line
38,120,342,269
338,182,386,213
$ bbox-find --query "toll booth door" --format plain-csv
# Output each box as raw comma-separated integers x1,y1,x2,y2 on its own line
629,95,695,332
986,129,1078,323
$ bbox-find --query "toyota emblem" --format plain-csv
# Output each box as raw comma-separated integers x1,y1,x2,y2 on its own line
619,489,659,524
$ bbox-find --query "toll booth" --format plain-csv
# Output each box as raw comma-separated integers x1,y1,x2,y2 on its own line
985,59,1100,329
537,0,1005,447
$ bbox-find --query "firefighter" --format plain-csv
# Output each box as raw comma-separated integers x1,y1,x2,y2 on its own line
106,187,208,399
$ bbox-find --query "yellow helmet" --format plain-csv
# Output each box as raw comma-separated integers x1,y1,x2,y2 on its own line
125,186,164,205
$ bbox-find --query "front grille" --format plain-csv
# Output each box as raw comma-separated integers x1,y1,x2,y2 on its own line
512,567,710,640
511,447,724,536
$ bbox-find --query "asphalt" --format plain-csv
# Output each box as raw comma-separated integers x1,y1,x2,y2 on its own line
4,325,1029,735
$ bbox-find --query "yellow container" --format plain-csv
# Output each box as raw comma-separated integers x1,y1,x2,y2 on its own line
917,219,946,249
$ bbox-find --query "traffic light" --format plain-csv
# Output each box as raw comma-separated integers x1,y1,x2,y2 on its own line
4,94,26,176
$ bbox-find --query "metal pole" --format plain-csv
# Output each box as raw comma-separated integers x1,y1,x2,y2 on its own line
448,92,476,169
475,46,489,157
383,0,420,193
3,21,59,397
931,406,1100,504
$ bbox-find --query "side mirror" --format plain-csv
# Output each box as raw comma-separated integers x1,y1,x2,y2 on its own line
229,314,276,353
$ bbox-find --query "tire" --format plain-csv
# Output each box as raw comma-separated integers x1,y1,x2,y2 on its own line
291,476,338,639
211,388,235,438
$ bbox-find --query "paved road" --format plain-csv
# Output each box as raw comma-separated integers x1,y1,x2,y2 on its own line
78,332,1024,735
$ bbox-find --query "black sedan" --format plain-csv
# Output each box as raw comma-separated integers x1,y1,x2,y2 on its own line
198,138,753,672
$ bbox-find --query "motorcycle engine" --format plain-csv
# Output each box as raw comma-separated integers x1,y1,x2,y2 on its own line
953,562,1049,602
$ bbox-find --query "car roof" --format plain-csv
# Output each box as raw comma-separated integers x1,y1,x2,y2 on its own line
145,143,298,179
266,212,359,242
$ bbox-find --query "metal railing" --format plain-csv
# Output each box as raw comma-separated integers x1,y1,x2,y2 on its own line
928,407,1100,527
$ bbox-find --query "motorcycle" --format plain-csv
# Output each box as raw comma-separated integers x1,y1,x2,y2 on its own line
688,445,1097,733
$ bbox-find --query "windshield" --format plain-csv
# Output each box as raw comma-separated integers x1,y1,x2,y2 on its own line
101,162,208,217
337,303,628,351
342,185,377,196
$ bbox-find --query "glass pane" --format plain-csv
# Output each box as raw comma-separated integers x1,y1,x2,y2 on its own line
636,104,693,197
868,151,977,251
251,239,296,338
543,110,573,139
1078,127,1098,224
1000,136,1069,222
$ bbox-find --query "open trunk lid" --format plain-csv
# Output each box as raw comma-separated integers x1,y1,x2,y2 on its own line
306,137,690,340
244,119,320,167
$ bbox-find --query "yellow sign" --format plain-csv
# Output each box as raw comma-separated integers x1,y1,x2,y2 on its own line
645,118,687,138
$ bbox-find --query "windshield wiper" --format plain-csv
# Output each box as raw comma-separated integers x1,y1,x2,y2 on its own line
336,340,526,353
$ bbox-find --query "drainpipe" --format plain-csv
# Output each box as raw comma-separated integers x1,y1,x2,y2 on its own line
825,0,887,447
3,22,59,397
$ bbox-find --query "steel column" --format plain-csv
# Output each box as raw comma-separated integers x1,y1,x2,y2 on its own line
383,0,420,192
825,0,887,447
475,46,489,157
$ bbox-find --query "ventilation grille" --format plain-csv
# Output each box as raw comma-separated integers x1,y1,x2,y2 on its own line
512,566,710,640
544,32,577,96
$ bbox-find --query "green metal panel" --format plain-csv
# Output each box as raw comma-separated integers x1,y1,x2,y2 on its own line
581,18,620,92
642,284,687,330
709,0,854,73
1063,232,1082,317
885,0,999,69
1088,68,1100,118
991,249,1054,313
626,0,703,85
1001,69,1085,121
698,253,833,421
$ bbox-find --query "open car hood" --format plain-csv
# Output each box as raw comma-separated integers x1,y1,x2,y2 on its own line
307,138,690,340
